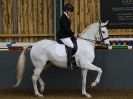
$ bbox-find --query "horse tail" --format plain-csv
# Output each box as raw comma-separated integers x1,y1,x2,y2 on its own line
14,45,32,87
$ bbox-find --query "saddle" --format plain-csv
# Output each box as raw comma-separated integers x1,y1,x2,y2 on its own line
57,37,78,69
57,37,78,55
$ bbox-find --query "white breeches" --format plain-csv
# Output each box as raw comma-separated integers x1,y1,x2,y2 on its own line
61,37,74,48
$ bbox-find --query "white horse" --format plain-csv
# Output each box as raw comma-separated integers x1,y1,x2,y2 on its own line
14,22,110,98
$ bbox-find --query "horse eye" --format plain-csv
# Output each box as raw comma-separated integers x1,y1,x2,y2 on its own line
102,31,105,33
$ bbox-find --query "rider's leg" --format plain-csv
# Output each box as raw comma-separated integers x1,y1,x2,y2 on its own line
61,38,74,69
60,37,74,48
65,46,73,69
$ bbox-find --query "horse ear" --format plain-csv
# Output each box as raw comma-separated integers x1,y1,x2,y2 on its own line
99,19,102,24
104,20,108,26
101,20,108,27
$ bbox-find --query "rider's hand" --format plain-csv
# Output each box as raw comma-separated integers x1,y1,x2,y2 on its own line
74,33,80,38
74,33,78,38
77,33,80,37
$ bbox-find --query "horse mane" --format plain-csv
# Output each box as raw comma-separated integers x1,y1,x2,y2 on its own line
81,23,99,34
81,26,90,34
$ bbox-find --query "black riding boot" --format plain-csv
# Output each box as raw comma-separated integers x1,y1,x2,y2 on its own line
66,47,73,69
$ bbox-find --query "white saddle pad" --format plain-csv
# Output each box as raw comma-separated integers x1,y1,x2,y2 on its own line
55,43,67,57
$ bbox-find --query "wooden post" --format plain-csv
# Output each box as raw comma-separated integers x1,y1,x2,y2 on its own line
13,0,18,34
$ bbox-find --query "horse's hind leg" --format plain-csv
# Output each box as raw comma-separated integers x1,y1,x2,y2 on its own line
32,67,44,97
38,76,45,93
32,59,47,97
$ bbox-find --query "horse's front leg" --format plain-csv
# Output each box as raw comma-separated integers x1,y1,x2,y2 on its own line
81,62,102,98
81,69,92,98
84,62,103,87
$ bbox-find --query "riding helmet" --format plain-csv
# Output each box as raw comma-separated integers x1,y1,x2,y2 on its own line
64,3,74,12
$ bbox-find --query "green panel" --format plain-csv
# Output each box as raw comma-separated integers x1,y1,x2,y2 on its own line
56,0,61,33
56,0,64,40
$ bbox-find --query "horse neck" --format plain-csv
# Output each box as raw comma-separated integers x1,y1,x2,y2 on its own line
80,24,98,47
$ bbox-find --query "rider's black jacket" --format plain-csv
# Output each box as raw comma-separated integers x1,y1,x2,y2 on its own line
58,13,74,39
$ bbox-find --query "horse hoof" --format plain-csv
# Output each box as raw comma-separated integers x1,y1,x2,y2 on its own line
91,82,96,88
40,87,44,93
83,93,92,98
86,94,92,98
35,93,43,97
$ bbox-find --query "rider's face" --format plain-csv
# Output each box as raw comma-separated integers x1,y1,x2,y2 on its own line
67,11,72,17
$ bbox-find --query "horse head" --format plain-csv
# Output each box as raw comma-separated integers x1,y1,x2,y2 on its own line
97,21,110,47
81,21,110,47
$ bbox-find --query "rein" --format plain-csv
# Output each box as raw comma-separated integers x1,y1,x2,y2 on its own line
80,25,109,43
80,37,97,43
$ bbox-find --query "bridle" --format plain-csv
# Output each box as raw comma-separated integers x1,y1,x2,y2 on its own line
80,24,110,44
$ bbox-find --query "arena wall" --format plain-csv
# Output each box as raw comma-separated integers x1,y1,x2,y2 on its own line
0,50,133,89
0,0,54,42
64,0,133,38
0,0,133,42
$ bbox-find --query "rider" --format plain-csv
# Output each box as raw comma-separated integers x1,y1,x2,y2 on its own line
58,3,78,69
